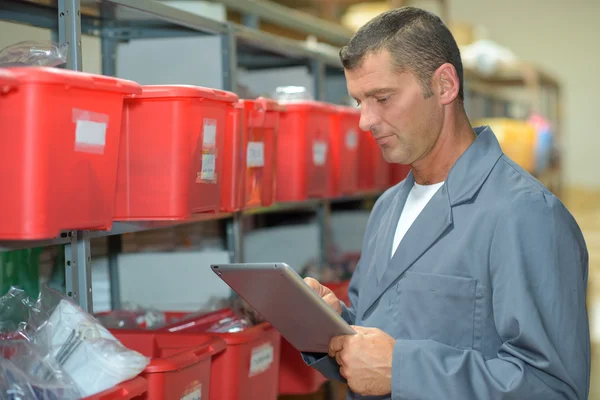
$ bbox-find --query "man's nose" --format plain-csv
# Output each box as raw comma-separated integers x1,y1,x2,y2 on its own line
359,106,379,132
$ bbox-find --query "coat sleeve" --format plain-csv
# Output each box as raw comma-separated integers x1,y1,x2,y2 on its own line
301,189,389,381
391,191,591,400
300,230,366,382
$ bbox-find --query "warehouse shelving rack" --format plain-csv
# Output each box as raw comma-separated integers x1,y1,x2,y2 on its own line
0,0,562,315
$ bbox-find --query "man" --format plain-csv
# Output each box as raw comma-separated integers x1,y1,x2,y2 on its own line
304,7,590,400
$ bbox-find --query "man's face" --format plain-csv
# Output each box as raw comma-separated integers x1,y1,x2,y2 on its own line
345,50,443,165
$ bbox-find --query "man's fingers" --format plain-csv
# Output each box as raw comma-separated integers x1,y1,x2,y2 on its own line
329,335,346,357
303,277,322,293
335,350,343,366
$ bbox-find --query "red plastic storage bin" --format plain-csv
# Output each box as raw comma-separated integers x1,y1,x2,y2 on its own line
278,338,327,395
390,163,411,185
0,67,140,239
324,280,351,305
358,132,390,192
114,85,238,220
83,377,148,400
221,98,281,212
161,309,281,400
328,107,360,198
278,280,351,395
111,330,226,400
276,102,335,202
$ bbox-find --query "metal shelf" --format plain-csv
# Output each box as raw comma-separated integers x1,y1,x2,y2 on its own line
0,0,561,313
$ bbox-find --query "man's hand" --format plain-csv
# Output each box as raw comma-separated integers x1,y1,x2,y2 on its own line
303,277,342,315
329,326,395,396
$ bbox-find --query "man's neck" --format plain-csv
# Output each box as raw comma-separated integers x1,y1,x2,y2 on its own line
411,109,475,185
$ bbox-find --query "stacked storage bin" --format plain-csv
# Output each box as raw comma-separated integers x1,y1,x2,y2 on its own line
358,130,390,192
328,106,360,198
476,118,537,173
114,86,238,220
221,98,282,212
160,309,282,400
276,101,336,202
112,331,226,400
0,67,141,239
390,163,411,185
84,377,148,400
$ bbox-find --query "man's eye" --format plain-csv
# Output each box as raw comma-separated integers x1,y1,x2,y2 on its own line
377,97,389,104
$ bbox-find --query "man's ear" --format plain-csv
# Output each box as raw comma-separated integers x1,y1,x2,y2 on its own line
434,63,460,105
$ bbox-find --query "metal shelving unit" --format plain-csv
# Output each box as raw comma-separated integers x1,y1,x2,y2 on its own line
0,0,562,315
0,0,364,315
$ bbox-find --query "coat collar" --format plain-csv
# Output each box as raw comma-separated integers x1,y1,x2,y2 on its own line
357,126,503,320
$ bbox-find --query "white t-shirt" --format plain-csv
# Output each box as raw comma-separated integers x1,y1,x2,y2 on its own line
391,181,445,258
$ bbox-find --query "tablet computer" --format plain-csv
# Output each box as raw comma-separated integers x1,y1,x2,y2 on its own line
211,262,355,353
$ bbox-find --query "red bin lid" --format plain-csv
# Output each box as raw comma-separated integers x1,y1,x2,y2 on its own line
336,105,361,115
136,85,239,103
6,67,141,94
280,100,337,113
240,97,285,112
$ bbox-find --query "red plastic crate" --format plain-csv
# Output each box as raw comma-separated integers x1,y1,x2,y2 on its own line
221,98,281,212
278,337,327,395
278,280,351,395
358,131,390,192
114,85,238,220
390,163,411,185
0,67,140,239
276,102,335,202
328,107,360,198
323,280,350,306
160,309,281,400
83,377,148,400
112,330,226,400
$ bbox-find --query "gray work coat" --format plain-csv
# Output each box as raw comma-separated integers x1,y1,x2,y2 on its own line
304,126,590,399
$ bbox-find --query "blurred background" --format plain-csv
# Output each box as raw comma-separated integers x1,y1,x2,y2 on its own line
0,0,599,399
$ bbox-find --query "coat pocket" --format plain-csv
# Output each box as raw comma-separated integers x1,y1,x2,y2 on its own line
397,271,477,349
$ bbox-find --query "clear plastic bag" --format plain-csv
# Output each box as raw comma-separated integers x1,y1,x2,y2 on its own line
0,286,150,398
32,290,150,397
0,340,82,400
95,303,166,330
0,41,68,67
0,287,36,341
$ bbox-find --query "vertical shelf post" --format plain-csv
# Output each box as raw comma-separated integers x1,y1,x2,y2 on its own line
108,235,122,310
100,3,117,77
311,59,325,102
221,23,237,93
317,200,332,268
226,214,244,263
64,231,93,313
58,0,82,71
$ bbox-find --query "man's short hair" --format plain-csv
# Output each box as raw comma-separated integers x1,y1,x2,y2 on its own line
339,7,464,101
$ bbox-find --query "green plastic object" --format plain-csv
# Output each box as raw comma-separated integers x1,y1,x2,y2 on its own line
0,248,42,299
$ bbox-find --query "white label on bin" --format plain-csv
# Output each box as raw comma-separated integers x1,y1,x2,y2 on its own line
203,119,217,146
249,343,274,377
346,129,358,149
74,120,107,154
247,141,265,168
180,386,201,400
199,153,216,182
313,141,328,166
